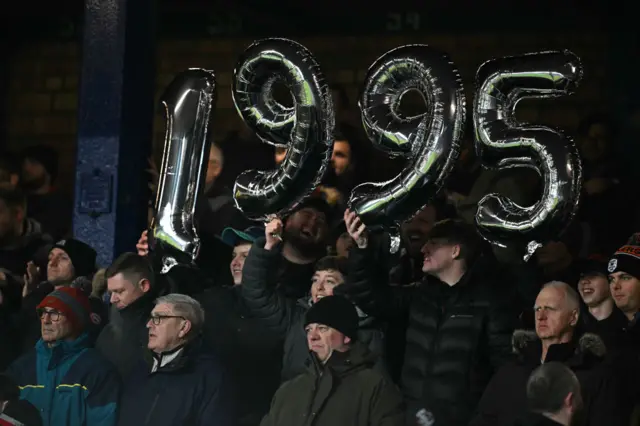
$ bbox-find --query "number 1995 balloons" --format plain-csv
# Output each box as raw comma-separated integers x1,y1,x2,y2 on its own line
153,38,584,265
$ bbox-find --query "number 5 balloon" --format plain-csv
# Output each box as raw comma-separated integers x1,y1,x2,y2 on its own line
348,45,466,235
151,69,216,273
232,38,334,220
473,50,583,260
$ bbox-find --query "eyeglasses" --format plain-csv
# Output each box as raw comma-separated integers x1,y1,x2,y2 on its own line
36,308,63,322
149,315,185,325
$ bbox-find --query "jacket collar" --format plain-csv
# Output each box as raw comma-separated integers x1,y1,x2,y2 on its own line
512,329,606,367
36,332,91,370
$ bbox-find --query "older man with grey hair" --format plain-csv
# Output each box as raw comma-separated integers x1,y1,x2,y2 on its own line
471,281,622,426
116,294,232,426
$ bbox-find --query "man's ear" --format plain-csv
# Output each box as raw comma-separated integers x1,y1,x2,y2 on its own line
138,278,151,293
343,335,351,345
451,244,461,260
179,320,192,338
570,309,579,327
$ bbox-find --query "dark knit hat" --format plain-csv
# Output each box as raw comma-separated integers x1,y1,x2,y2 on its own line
36,287,91,332
608,243,640,279
304,295,358,339
51,239,97,278
1,398,43,426
22,145,59,183
576,257,608,277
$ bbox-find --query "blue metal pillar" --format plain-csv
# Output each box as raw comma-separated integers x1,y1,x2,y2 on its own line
74,0,156,267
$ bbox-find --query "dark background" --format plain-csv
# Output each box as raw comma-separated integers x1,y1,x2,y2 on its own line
0,0,637,199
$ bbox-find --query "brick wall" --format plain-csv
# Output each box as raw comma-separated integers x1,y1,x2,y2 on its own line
4,32,609,194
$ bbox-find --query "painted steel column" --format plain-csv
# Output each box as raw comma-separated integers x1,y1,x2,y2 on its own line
73,0,156,266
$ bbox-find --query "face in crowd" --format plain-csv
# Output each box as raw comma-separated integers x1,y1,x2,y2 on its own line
47,248,75,284
0,198,23,245
609,271,640,320
401,205,437,258
305,323,350,363
310,268,345,304
284,207,329,254
147,302,190,353
230,242,251,285
534,285,579,343
274,139,352,177
39,308,75,344
108,273,150,310
578,271,610,308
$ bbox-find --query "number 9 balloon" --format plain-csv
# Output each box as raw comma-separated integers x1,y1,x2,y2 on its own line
348,45,466,234
473,50,583,260
232,38,334,220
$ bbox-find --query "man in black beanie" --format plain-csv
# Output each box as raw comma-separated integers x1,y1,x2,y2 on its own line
260,295,404,426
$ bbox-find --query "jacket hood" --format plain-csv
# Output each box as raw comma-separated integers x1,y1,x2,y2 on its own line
512,329,606,358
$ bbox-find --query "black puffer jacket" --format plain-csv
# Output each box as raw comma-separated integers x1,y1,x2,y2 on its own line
241,238,386,382
471,330,624,426
338,242,517,426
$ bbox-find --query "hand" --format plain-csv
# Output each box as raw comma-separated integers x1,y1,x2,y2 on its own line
344,209,368,249
264,218,283,251
317,185,344,206
136,230,149,256
446,191,466,206
22,261,40,298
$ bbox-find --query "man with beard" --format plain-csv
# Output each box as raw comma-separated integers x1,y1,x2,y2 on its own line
256,196,333,299
20,145,72,240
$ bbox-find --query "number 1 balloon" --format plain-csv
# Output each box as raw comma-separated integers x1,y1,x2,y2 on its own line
348,45,466,236
473,50,583,260
232,38,334,221
151,69,216,273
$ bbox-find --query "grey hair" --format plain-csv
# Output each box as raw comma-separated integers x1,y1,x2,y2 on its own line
542,281,581,313
155,293,205,339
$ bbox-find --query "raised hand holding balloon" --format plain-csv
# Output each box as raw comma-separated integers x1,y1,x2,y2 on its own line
232,38,334,231
150,69,216,274
473,51,583,261
348,45,466,250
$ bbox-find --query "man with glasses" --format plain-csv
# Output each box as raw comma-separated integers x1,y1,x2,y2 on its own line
6,287,119,426
117,294,231,426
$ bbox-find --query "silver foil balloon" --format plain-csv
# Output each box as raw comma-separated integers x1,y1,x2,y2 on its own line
348,45,466,232
232,38,334,221
473,51,583,260
151,69,216,273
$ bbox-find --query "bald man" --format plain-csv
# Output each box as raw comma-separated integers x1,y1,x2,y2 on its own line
471,281,622,426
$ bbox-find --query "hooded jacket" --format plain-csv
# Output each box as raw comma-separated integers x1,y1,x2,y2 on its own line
471,330,624,426
240,238,385,382
260,342,404,426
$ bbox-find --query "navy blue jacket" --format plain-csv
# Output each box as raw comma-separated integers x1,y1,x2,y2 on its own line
117,339,232,426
